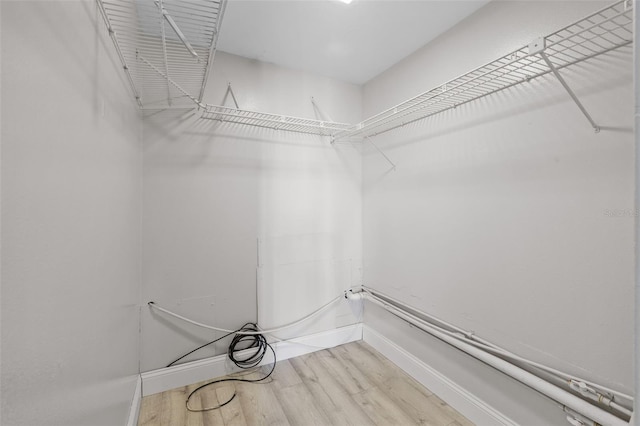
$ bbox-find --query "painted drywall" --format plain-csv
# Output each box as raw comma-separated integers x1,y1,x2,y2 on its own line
634,2,640,421
362,1,633,424
141,51,363,372
1,1,142,425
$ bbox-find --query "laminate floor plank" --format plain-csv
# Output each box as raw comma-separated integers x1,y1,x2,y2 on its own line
215,385,248,426
234,379,290,426
265,359,303,390
138,392,163,426
352,386,417,425
331,341,401,387
356,341,419,382
195,382,224,426
138,341,474,426
289,354,375,426
275,383,332,425
161,387,189,426
379,377,456,426
318,348,375,395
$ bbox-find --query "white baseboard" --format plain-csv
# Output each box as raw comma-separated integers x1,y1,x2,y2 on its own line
141,323,363,396
363,325,517,426
126,375,142,426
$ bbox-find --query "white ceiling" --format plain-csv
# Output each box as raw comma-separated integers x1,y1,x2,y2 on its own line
216,0,490,85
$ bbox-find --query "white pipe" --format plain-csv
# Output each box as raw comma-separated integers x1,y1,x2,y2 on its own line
149,294,343,335
361,287,486,340
364,293,629,426
362,286,632,403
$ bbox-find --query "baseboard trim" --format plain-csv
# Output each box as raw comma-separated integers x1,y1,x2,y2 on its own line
363,325,518,426
141,323,363,396
126,375,142,426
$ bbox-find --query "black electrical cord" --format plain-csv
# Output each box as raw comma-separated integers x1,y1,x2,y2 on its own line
174,322,276,412
166,328,240,368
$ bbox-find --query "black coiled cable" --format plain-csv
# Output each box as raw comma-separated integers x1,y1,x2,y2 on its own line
179,322,276,412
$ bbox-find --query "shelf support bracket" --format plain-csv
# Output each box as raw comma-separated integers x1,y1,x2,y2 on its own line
539,50,600,133
311,97,337,143
311,97,335,123
221,83,240,109
154,0,198,58
365,136,396,171
138,54,204,110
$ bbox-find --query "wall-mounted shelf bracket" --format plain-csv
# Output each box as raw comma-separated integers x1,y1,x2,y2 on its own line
221,83,240,109
138,54,204,109
365,136,396,171
311,97,334,123
531,38,601,133
311,97,341,143
154,0,198,58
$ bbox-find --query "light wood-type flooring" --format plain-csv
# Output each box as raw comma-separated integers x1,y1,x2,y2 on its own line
138,340,474,426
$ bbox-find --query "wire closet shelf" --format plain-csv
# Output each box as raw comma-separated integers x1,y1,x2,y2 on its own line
97,0,351,136
200,105,353,136
97,0,632,138
97,0,226,108
332,0,633,141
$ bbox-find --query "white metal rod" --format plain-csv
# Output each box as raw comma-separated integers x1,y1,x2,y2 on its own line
221,83,240,109
364,294,628,426
365,136,396,170
154,1,198,58
138,55,204,108
311,97,335,123
362,287,488,341
540,52,600,132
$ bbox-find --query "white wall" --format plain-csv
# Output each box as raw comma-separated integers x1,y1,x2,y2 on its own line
2,1,633,424
141,51,363,371
362,1,633,424
635,1,640,420
1,1,142,425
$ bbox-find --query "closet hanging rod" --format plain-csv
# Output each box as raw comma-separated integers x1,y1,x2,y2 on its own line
333,0,632,141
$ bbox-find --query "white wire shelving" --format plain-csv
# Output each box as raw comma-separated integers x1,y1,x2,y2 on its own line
199,105,353,137
97,0,227,108
333,0,633,141
97,0,632,139
96,0,351,137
